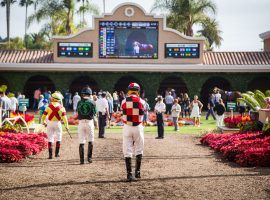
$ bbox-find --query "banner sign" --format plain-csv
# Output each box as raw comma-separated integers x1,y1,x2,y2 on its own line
19,99,29,107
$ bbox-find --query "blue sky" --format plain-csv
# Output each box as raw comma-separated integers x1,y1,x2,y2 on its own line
0,0,269,51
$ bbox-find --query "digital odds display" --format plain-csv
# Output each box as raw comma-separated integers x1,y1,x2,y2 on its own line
165,43,200,58
99,21,158,59
58,42,93,58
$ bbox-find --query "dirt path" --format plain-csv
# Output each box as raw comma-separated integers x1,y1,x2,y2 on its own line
1,132,270,200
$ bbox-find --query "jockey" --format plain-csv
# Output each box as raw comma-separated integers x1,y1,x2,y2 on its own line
121,83,145,181
41,92,69,159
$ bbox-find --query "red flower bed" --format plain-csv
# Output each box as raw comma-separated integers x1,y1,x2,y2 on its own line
224,115,251,128
201,131,270,167
68,114,79,125
0,132,47,163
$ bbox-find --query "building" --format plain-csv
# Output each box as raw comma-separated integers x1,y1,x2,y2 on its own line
0,3,270,107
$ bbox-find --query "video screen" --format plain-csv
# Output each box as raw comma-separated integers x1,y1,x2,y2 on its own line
58,42,93,58
165,43,200,58
99,21,158,59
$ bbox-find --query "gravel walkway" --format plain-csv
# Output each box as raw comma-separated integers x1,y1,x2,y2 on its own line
1,132,270,200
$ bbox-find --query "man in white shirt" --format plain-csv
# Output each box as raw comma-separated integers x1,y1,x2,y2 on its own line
72,92,81,115
154,96,166,139
9,93,18,113
96,92,109,138
0,90,11,120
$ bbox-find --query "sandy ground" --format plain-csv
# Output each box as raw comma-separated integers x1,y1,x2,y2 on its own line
0,131,270,200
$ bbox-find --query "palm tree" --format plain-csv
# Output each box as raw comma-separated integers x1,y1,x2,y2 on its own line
19,0,34,48
198,17,222,50
151,0,222,48
28,0,76,36
77,0,99,28
1,0,17,47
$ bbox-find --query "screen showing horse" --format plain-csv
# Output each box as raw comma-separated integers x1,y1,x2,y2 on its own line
99,21,158,59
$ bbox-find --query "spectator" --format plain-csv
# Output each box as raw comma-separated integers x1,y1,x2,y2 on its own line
72,92,81,115
92,94,98,129
39,99,48,123
112,91,119,112
0,87,11,119
8,93,18,113
214,99,226,127
38,95,45,110
119,91,125,104
33,88,41,109
106,92,113,128
143,98,150,126
96,92,109,138
64,90,72,109
17,92,23,101
171,89,177,99
154,95,166,139
238,99,246,116
190,95,203,127
178,93,185,118
183,93,190,118
264,97,270,109
171,99,181,131
206,93,216,120
214,89,222,106
164,92,174,115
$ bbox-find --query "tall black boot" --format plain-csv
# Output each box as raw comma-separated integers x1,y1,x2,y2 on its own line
125,157,135,182
88,142,93,163
79,144,84,164
55,141,60,157
135,154,142,178
48,142,53,159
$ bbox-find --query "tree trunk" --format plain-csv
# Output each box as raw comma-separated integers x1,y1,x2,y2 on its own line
25,3,28,48
6,1,11,48
66,9,72,34
82,0,85,24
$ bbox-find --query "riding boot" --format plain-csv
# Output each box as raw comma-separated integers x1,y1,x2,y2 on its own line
48,142,53,159
55,141,60,157
125,157,135,182
79,144,84,164
88,142,93,163
135,154,142,178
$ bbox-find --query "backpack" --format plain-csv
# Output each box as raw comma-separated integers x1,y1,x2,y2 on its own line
77,100,96,119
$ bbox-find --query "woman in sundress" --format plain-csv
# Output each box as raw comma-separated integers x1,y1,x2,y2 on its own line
190,95,203,127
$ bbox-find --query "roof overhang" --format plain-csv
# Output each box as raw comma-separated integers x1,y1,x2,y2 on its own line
259,31,270,40
0,63,270,73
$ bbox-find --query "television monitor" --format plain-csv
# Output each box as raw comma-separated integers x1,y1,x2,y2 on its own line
99,21,158,59
165,43,200,58
58,42,93,58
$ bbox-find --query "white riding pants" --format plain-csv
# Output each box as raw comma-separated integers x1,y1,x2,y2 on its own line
123,124,144,158
47,121,62,143
216,114,224,127
78,119,95,144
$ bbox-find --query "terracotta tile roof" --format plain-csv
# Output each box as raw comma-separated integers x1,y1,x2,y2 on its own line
0,50,270,65
0,50,53,63
203,51,270,65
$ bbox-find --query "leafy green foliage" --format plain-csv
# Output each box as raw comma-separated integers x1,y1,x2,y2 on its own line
152,0,222,50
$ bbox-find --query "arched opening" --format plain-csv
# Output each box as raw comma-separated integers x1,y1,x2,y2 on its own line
24,75,56,107
69,76,98,95
200,77,232,109
114,76,143,94
157,76,188,97
248,76,270,93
